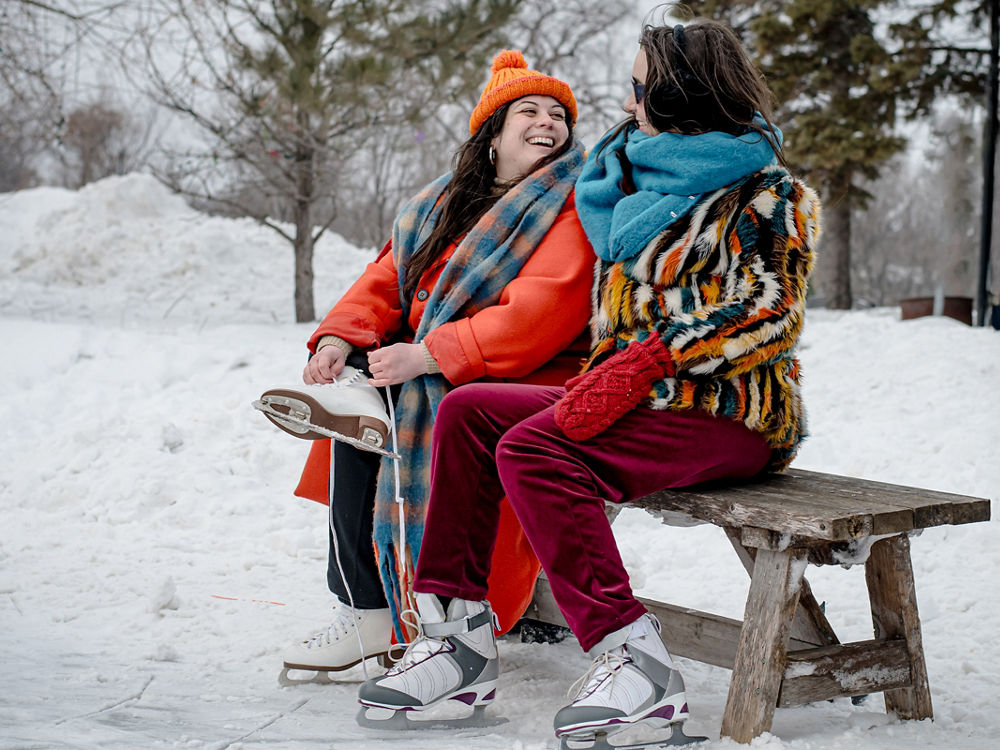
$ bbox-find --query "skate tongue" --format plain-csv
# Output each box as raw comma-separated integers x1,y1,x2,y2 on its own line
446,597,486,621
567,647,628,700
415,592,447,624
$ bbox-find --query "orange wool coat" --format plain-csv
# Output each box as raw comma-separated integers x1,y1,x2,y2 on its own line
294,193,594,633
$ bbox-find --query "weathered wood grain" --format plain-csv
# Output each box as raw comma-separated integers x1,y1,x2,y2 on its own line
778,639,912,706
725,528,839,649
627,469,989,541
865,535,934,720
721,548,806,742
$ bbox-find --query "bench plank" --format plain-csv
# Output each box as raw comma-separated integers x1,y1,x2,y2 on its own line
787,470,990,529
635,485,880,541
629,469,989,542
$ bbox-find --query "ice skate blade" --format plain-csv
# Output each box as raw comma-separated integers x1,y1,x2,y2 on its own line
279,667,336,687
559,723,709,750
279,651,393,687
252,400,399,458
356,704,507,731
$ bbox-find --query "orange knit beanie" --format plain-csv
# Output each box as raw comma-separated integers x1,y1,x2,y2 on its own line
468,50,577,134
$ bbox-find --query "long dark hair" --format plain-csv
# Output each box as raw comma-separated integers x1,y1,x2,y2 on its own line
638,20,783,159
401,101,575,303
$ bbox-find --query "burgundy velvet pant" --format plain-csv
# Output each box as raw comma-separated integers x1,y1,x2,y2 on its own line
413,382,771,652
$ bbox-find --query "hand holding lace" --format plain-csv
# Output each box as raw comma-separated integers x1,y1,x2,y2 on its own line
303,345,347,384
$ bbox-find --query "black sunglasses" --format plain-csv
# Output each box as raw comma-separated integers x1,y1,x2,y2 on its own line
632,80,645,102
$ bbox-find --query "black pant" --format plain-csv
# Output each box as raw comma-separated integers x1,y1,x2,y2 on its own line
325,353,397,610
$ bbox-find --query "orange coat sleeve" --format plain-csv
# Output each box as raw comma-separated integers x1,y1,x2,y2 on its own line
423,195,595,385
306,241,403,353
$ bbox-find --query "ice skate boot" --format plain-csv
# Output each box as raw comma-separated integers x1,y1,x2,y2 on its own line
356,594,503,729
254,366,391,452
280,604,393,686
554,614,707,749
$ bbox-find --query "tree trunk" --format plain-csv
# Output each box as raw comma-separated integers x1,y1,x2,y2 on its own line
293,218,316,323
820,171,853,309
293,122,316,323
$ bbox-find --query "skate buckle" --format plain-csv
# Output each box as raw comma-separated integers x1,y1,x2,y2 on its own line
361,427,384,448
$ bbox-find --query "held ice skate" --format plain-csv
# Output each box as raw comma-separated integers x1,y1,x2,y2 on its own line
279,604,394,686
253,366,397,456
554,614,707,750
356,594,505,730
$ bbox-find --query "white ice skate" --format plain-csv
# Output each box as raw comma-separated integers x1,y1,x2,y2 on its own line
554,614,707,750
355,594,505,730
280,604,394,686
253,366,396,456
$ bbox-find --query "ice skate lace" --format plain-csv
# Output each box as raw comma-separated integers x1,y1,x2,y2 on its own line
320,366,365,388
305,604,360,648
567,648,630,700
384,607,449,675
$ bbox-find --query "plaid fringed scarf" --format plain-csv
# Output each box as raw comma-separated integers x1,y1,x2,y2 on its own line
374,142,585,641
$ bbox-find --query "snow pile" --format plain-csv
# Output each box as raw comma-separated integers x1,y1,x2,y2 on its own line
0,173,375,327
0,175,997,749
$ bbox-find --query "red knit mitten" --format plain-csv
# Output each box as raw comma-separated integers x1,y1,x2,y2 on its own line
555,337,675,441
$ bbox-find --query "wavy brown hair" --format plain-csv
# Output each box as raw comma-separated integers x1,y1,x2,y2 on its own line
638,19,782,158
401,100,574,303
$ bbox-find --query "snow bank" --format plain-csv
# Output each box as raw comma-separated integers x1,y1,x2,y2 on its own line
0,172,376,327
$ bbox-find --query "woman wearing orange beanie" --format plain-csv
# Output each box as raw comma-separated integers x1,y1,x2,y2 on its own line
273,50,594,681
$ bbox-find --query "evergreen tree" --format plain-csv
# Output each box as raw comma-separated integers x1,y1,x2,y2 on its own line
134,0,517,322
687,0,993,308
891,0,993,109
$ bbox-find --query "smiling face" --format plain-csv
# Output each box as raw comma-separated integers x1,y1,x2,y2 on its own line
491,95,569,181
624,49,658,136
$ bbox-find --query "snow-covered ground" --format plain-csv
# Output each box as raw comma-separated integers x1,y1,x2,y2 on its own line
1,174,997,750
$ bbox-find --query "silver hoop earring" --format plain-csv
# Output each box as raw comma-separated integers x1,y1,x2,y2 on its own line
489,145,496,165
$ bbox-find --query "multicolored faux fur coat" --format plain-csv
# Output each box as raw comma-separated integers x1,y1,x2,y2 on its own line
585,164,821,471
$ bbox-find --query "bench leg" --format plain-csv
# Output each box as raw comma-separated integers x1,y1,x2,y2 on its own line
725,529,839,649
864,534,933,720
721,547,806,743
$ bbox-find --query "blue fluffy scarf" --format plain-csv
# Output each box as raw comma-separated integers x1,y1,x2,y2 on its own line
375,142,585,642
575,118,781,262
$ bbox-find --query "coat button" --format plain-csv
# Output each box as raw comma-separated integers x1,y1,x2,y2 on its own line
416,289,429,301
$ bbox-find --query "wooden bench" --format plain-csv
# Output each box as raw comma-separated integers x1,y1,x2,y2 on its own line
525,468,991,743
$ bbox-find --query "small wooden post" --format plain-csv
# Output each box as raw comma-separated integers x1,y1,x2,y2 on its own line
865,534,933,720
720,547,806,742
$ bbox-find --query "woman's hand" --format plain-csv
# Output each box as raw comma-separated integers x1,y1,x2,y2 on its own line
303,345,346,384
555,337,674,441
367,343,428,387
